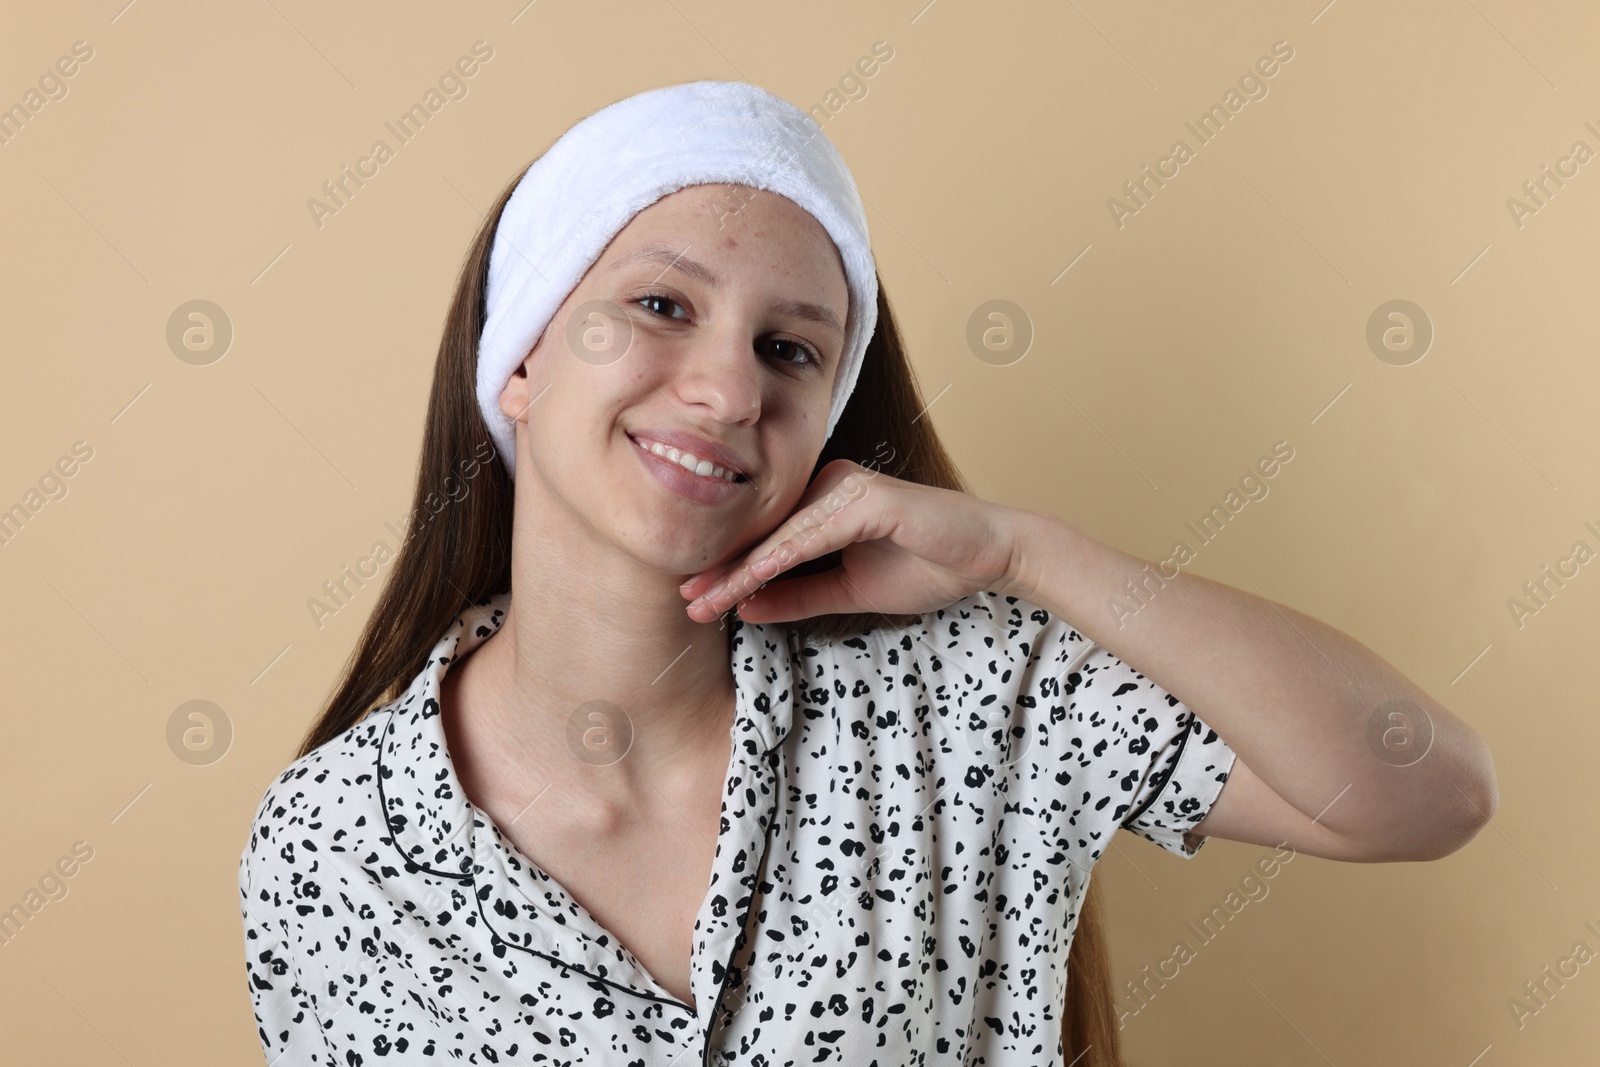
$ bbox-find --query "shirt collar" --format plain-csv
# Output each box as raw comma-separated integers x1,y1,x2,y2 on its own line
374,589,799,1019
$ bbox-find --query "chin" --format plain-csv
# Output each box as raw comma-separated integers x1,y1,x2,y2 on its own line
606,511,737,576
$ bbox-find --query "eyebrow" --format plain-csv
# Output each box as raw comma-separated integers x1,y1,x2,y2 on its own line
608,242,846,338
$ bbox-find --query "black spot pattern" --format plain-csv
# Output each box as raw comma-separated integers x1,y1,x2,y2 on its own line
239,589,1235,1064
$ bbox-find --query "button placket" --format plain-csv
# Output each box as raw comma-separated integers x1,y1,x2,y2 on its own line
694,747,781,1063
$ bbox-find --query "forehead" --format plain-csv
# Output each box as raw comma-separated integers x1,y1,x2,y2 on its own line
598,184,850,323
609,184,840,266
640,181,804,221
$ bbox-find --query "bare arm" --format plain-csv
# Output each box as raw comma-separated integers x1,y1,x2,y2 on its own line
1000,509,1498,862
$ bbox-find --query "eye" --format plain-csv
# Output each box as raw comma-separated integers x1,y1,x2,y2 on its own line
762,337,821,368
635,290,688,321
634,291,821,369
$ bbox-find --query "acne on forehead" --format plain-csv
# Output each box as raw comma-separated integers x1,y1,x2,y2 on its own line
703,183,763,217
610,191,851,336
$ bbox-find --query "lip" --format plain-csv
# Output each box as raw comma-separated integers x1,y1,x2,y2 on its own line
626,428,753,480
628,432,749,506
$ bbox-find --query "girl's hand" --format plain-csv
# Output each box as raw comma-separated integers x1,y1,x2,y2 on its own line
679,459,1032,624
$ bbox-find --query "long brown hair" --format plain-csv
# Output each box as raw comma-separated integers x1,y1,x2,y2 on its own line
294,156,1124,1067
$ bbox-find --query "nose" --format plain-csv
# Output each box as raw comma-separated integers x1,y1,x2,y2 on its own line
672,319,762,426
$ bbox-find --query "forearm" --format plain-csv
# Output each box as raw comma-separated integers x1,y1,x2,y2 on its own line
999,507,1497,857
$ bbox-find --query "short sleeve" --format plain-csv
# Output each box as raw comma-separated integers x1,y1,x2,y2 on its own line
914,590,1236,860
1037,633,1237,859
1111,685,1236,858
239,791,329,1064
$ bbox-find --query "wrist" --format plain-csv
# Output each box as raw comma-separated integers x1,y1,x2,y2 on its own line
994,507,1060,603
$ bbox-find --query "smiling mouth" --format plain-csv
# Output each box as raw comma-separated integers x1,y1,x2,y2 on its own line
627,433,749,483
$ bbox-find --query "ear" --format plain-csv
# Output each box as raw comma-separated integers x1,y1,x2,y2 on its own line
497,349,536,423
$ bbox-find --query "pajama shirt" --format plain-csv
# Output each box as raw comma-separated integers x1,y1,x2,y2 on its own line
239,588,1235,1065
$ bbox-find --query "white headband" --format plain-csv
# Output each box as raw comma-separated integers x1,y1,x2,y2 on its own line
476,79,879,478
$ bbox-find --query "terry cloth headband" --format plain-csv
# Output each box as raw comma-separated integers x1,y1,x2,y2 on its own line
475,79,879,478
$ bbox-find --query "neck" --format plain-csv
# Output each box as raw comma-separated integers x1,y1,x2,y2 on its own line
443,468,741,823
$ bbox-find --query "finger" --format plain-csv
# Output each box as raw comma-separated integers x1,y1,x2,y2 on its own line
694,524,825,614
680,503,836,601
685,559,756,620
688,462,881,618
680,534,793,601
690,517,843,619
733,569,859,624
736,462,872,564
679,567,733,601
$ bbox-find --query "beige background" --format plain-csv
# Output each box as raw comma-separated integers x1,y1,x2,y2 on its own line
1,0,1594,1063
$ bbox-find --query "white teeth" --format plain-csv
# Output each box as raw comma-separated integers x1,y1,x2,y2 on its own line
633,436,740,483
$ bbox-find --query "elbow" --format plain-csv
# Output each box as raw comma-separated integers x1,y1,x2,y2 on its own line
1411,736,1501,862
1410,806,1493,862
1356,734,1499,864
1472,756,1500,825
1433,765,1499,860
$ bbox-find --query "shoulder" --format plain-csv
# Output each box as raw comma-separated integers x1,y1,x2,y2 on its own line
237,704,395,903
922,589,1083,656
824,589,1089,674
781,591,1092,724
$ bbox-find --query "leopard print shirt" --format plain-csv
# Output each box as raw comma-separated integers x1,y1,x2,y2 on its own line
239,589,1235,1065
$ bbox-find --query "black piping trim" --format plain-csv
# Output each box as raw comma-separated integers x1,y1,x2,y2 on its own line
466,853,698,1015
370,594,507,882
443,745,785,1064
1118,707,1196,828
373,701,474,882
368,602,786,1058
385,633,694,1023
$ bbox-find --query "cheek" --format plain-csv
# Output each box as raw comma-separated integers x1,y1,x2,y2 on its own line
763,461,815,518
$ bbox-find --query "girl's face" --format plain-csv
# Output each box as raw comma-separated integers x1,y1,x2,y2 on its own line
498,182,853,575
